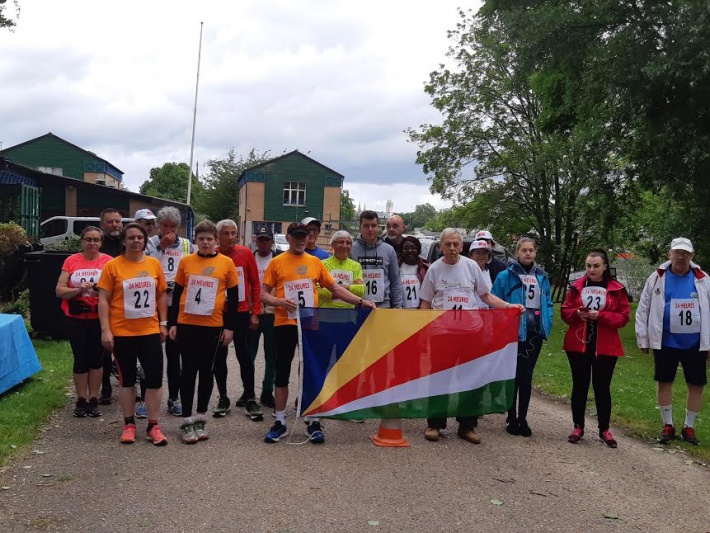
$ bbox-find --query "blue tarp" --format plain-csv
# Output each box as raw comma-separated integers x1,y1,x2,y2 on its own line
0,314,41,395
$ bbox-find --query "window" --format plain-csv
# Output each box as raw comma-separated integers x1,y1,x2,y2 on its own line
283,182,306,206
40,218,68,238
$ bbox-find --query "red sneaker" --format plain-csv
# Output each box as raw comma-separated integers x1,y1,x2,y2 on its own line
681,426,700,446
146,425,168,446
600,430,617,448
658,424,676,444
120,423,137,444
568,427,584,444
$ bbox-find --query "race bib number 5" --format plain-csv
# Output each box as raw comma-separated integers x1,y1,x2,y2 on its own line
671,298,701,334
284,278,314,319
521,275,540,309
123,277,156,319
363,269,384,303
185,275,218,315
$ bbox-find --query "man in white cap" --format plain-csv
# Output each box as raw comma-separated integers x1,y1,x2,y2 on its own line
301,217,330,260
134,208,158,238
636,237,710,446
474,230,508,279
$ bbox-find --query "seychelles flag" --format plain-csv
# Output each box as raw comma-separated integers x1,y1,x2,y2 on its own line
298,308,519,420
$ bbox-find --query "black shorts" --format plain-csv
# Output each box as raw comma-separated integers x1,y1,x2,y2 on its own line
113,334,164,388
274,325,298,388
66,317,104,374
654,347,708,386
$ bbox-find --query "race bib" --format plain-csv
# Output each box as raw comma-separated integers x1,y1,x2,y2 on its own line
236,266,246,303
160,248,184,282
444,288,474,310
363,269,385,303
670,298,701,334
123,277,156,319
285,278,315,319
522,275,540,309
330,270,354,304
184,275,218,315
70,268,101,296
401,273,421,309
581,286,607,311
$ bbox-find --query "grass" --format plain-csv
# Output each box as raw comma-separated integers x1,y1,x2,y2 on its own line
536,304,710,462
0,338,73,467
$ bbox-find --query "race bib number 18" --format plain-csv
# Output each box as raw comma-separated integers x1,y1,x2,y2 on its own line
671,298,701,334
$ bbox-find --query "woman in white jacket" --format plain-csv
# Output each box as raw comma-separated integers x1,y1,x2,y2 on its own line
635,238,710,446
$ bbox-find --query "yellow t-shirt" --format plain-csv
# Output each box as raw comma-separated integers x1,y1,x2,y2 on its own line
175,253,239,327
262,252,335,327
98,255,167,337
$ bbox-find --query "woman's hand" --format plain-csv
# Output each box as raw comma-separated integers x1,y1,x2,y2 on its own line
101,330,114,352
221,329,234,346
159,325,168,343
168,326,177,341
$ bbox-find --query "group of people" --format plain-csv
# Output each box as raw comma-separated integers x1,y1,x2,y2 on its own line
55,206,707,449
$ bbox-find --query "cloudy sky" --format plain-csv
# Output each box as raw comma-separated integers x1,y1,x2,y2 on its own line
0,1,479,213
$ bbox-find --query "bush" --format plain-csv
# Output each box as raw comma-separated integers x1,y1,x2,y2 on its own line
46,236,82,253
1,288,30,317
0,222,28,257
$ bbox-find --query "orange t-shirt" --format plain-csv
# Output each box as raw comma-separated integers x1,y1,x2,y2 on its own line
262,252,335,327
174,253,239,327
60,252,112,319
97,255,167,337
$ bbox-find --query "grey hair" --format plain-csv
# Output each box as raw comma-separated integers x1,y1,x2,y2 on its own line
439,228,463,244
515,237,537,252
330,230,353,245
216,219,238,234
156,206,181,225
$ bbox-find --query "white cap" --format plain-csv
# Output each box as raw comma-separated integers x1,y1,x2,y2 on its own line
134,208,157,220
670,237,694,253
469,240,490,254
301,217,321,227
474,230,493,241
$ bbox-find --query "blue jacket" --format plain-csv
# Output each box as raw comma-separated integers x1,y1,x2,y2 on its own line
491,259,553,341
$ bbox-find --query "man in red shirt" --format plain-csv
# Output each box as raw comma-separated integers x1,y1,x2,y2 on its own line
212,219,264,421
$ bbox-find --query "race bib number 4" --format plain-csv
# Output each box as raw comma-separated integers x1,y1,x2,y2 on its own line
581,286,607,311
521,275,540,309
670,298,701,334
184,275,218,316
363,269,385,303
284,278,314,319
123,277,156,319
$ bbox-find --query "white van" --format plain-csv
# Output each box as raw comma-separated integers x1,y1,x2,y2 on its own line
40,216,133,246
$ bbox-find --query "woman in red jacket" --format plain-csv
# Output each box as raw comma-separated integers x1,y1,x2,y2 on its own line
561,249,630,448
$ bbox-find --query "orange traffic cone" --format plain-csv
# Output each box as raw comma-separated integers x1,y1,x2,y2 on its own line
370,418,410,448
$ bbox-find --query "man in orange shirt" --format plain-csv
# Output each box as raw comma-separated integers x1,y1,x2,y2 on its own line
212,219,264,420
261,223,376,444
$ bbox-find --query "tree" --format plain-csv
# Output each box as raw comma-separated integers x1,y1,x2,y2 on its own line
139,162,202,204
0,0,19,30
193,148,271,223
339,190,356,229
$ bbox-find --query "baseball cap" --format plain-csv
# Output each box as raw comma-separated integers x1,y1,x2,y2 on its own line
134,208,157,220
301,217,321,227
474,230,493,241
670,237,694,253
287,222,309,237
256,227,274,240
469,240,490,253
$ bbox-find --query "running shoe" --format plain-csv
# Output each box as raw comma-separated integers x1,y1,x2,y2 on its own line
260,393,275,409
73,398,88,418
457,428,482,444
135,401,148,419
505,416,519,436
99,384,112,405
658,424,676,444
146,425,168,446
120,423,137,444
568,427,584,444
245,399,264,421
194,420,209,441
306,421,325,444
681,426,700,446
180,423,198,444
87,397,102,418
517,419,532,437
600,430,617,448
167,399,183,417
264,421,287,443
235,394,250,407
213,396,231,417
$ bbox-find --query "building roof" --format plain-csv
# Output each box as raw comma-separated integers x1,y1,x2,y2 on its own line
239,150,345,180
0,132,125,175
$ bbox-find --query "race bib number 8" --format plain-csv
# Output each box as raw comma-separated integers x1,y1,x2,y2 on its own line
285,278,314,319
363,269,385,303
581,286,607,311
184,275,218,315
670,298,701,334
123,277,156,319
521,275,540,309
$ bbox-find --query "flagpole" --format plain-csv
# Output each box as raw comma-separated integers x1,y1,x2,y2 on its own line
186,21,203,206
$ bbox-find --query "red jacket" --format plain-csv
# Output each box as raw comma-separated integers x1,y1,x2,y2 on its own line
561,277,630,357
217,244,263,315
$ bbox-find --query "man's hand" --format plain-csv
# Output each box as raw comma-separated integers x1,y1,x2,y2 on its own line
168,326,177,341
160,232,177,249
281,298,297,312
360,300,376,310
249,314,259,330
221,329,234,346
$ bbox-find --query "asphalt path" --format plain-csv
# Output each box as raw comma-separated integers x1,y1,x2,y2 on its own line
1,343,709,532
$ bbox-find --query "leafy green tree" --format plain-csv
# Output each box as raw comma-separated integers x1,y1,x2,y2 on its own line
139,162,202,204
402,203,438,231
0,0,19,30
193,148,271,223
339,190,357,230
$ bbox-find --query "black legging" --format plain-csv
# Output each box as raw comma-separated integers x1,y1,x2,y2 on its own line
566,351,618,431
508,335,543,422
178,324,222,417
212,312,252,398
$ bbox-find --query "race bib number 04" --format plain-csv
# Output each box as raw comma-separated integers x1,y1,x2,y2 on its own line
123,277,156,319
363,269,385,303
184,275,218,316
670,298,701,334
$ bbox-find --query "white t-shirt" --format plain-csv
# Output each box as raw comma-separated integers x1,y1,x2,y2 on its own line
419,256,491,310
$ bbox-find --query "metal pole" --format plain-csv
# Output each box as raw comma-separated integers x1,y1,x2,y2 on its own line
186,22,204,206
